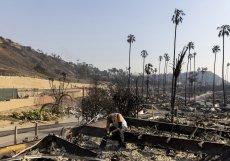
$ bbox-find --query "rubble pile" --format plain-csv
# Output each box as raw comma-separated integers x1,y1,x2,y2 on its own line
1,135,100,161
79,136,200,161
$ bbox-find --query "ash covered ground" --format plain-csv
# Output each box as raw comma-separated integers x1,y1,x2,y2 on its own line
78,136,200,161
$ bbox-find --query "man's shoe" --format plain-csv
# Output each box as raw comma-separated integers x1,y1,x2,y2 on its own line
99,137,107,150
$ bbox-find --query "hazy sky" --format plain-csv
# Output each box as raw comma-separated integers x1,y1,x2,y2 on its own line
1,0,230,77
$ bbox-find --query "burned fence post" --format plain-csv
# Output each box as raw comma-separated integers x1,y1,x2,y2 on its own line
60,127,65,137
14,126,18,144
82,87,85,98
35,122,38,140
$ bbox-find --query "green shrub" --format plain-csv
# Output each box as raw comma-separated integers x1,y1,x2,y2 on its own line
11,112,20,119
22,110,40,120
40,111,52,121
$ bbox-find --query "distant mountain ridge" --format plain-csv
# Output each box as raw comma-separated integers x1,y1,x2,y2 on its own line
162,71,223,86
179,71,223,85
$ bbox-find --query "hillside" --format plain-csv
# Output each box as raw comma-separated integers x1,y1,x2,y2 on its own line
0,37,74,79
179,71,223,85
0,37,108,82
155,71,223,87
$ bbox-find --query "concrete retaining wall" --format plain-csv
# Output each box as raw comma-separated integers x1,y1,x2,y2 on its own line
0,76,94,112
0,96,54,112
0,91,87,112
0,76,91,89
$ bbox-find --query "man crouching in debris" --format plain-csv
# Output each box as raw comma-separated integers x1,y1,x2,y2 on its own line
99,113,128,150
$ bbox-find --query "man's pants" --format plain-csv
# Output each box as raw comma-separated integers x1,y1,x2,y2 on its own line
99,126,126,149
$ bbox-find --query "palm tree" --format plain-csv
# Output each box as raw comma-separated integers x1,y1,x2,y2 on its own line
145,63,153,98
217,25,230,107
188,54,193,101
171,9,185,115
163,53,170,95
141,50,148,97
187,42,194,55
127,34,136,90
187,42,194,101
195,67,202,94
185,53,192,106
197,67,201,85
158,56,163,98
212,45,220,107
153,68,157,95
193,52,197,101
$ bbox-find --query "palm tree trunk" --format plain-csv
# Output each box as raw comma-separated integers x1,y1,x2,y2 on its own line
223,35,226,107
171,24,177,123
154,74,157,95
171,74,178,123
193,55,196,101
158,61,161,98
202,72,204,86
226,66,228,83
188,58,191,102
172,25,177,75
165,61,168,93
147,75,149,98
136,76,139,96
213,53,216,107
185,57,189,106
189,57,192,101
163,60,166,95
128,43,131,90
142,58,145,97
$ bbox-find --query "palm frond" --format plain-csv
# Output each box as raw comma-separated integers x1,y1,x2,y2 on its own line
141,50,148,58
127,34,136,43
218,31,223,37
172,8,185,25
217,25,230,37
145,63,153,75
188,41,194,50
159,55,163,61
174,46,188,78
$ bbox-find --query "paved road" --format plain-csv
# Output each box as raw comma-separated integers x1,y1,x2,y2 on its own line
0,127,63,147
0,115,81,148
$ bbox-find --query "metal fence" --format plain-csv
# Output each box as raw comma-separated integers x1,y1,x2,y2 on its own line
0,88,18,101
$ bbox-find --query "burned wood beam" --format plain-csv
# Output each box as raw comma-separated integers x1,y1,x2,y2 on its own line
11,155,104,161
72,126,230,156
0,141,38,156
125,117,230,138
